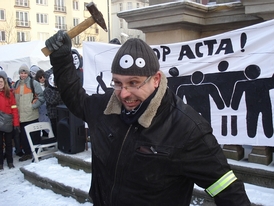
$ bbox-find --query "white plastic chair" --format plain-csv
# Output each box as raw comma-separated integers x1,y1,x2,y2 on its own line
24,122,58,163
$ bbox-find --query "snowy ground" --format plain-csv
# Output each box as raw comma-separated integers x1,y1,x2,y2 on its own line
1,148,274,206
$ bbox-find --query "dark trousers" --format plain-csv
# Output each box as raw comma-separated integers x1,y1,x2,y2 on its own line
20,119,40,155
50,118,57,139
13,128,22,154
0,130,13,165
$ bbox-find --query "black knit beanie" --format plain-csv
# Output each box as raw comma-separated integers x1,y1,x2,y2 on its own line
111,38,159,76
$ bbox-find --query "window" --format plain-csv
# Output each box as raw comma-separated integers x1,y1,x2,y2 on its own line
120,19,123,29
55,0,66,12
15,0,29,7
84,2,88,10
0,31,5,42
74,36,80,45
17,31,30,42
73,0,79,10
55,16,66,30
0,9,5,20
136,3,140,8
73,18,79,27
16,11,29,27
127,2,132,10
119,3,123,11
36,13,48,24
36,0,48,5
87,36,95,42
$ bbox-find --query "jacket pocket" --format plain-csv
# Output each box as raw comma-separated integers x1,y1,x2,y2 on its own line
136,145,170,156
126,143,174,188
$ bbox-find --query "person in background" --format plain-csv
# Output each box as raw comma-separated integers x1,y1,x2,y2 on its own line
29,65,41,79
43,73,63,138
109,38,121,45
0,67,23,157
35,70,50,137
44,67,53,80
13,64,45,162
72,49,83,86
45,31,251,205
0,71,20,170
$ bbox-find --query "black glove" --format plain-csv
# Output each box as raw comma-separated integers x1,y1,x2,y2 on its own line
14,126,20,133
45,30,72,58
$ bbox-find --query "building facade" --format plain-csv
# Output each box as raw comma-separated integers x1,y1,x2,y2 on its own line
0,0,109,47
110,0,149,44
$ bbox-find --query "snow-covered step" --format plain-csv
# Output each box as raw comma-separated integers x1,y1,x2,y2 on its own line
20,157,93,204
53,151,92,173
19,149,274,205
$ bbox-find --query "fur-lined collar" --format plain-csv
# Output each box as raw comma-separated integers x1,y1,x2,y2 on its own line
104,71,167,128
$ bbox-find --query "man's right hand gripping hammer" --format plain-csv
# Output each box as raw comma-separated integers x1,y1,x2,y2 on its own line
45,30,72,58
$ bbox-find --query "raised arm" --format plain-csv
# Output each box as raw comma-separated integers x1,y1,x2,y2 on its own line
45,30,89,121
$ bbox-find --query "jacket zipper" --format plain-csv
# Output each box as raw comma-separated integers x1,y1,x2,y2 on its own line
109,124,132,205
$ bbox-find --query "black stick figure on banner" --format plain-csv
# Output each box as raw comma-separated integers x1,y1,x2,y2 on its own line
231,64,274,138
204,61,247,136
176,71,224,124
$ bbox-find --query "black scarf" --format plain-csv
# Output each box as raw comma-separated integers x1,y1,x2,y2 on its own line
120,88,158,125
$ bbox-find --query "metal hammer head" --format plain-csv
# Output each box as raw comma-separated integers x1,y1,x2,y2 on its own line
86,2,108,32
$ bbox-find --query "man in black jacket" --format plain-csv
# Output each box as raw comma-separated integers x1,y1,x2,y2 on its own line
45,31,251,206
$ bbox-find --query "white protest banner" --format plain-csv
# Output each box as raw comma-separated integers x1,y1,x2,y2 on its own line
83,19,274,146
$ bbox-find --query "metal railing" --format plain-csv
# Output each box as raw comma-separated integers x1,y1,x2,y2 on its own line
54,5,66,13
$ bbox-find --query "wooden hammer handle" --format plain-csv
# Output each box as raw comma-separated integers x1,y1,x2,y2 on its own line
41,17,96,57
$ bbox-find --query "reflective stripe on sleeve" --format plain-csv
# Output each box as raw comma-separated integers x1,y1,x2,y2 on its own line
205,170,237,197
11,105,17,109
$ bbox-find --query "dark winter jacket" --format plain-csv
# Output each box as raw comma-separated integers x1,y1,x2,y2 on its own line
0,90,20,127
13,76,45,122
43,85,63,119
50,52,251,206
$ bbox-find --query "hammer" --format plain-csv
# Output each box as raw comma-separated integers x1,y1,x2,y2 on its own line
41,2,107,56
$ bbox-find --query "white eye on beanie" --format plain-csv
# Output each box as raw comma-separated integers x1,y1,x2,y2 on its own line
111,38,160,76
19,64,30,74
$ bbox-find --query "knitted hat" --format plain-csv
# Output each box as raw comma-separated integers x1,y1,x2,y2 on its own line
19,64,30,74
30,65,41,77
111,38,159,76
0,66,3,71
0,70,7,79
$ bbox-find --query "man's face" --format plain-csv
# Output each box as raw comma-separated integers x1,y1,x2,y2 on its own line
112,72,161,111
72,53,80,69
19,71,29,80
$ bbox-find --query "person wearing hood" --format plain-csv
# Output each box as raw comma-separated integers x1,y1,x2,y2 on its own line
71,49,83,86
29,65,41,78
43,72,63,138
35,69,50,137
0,70,20,169
13,64,45,162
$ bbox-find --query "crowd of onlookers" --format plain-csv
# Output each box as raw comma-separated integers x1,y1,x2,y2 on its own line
0,49,83,170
